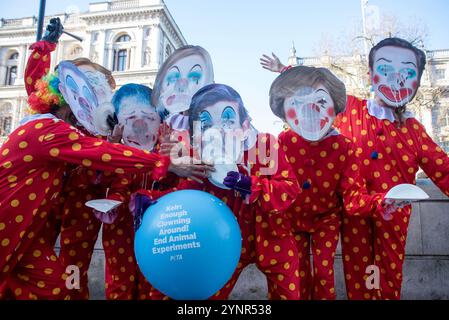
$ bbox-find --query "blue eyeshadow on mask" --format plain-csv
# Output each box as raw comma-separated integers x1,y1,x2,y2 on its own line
166,71,181,85
200,111,212,129
188,71,202,84
400,68,417,80
222,106,236,120
82,86,96,106
377,64,395,76
66,75,79,92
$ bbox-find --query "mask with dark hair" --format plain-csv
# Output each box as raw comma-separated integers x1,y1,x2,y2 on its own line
369,38,426,108
190,84,250,165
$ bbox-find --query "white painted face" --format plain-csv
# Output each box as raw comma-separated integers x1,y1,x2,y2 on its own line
197,101,248,164
372,46,419,108
117,96,161,151
78,65,113,106
158,54,213,114
283,84,335,141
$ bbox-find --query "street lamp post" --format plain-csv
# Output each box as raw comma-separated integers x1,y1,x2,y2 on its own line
36,0,46,41
360,0,369,57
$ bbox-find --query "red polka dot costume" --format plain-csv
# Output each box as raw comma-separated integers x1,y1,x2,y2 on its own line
54,167,115,300
278,128,385,300
19,39,108,300
335,95,449,299
24,41,55,98
102,171,179,300
0,117,170,300
143,133,301,300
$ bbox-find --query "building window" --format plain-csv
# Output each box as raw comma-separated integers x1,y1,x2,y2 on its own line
92,32,99,43
0,104,12,136
4,51,19,86
165,44,172,59
6,66,17,86
116,34,131,43
113,49,128,72
112,34,132,71
435,69,446,81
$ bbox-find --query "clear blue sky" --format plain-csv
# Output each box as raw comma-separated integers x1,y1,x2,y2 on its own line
1,0,448,133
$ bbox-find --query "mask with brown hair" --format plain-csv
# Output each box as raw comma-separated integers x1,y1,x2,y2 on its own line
269,66,346,141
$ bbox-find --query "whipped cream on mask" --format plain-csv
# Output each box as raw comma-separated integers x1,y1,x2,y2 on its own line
283,85,335,141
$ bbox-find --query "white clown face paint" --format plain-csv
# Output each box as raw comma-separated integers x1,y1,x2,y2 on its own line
372,46,419,108
159,54,213,114
117,96,161,151
283,85,336,141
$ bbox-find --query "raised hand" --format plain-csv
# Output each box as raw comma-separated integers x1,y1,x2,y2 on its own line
260,53,286,73
42,17,64,43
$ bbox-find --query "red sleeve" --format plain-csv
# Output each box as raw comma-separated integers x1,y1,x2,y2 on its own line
412,120,449,197
35,119,170,180
338,140,384,217
24,40,56,96
249,133,300,213
104,172,134,202
334,95,364,137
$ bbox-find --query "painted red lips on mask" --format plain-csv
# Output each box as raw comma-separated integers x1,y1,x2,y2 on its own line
379,85,413,103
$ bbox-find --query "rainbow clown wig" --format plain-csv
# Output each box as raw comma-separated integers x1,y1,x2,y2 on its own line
27,72,66,114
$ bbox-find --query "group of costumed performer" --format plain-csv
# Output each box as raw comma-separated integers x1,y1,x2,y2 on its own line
1,15,449,301
0,18,213,300
260,37,449,300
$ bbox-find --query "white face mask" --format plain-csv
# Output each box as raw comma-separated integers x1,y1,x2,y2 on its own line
158,54,213,114
283,85,335,141
117,96,161,151
195,101,247,164
79,68,113,106
58,62,99,135
372,46,420,108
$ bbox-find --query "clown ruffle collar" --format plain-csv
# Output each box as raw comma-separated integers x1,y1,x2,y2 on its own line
367,99,415,122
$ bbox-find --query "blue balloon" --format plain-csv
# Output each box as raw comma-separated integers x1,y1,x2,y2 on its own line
134,190,242,300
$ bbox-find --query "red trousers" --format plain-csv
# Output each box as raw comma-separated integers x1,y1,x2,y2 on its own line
58,187,102,299
211,213,300,300
102,207,155,300
0,225,71,300
342,206,411,300
292,211,341,300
